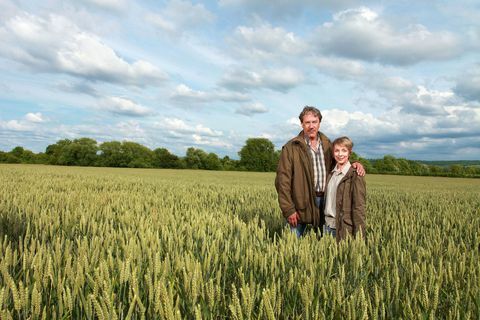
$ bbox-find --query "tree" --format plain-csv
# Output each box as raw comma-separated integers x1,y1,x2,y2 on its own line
9,146,36,163
60,138,98,166
449,164,464,177
0,151,20,163
374,155,400,173
120,142,153,168
221,156,238,171
185,147,208,169
429,165,443,176
98,141,124,167
10,146,26,159
45,139,72,165
274,150,281,169
205,153,221,170
238,138,277,172
98,141,154,168
34,153,49,164
350,151,375,174
152,148,180,168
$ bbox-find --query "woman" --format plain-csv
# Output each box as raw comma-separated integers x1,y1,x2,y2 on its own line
323,136,366,241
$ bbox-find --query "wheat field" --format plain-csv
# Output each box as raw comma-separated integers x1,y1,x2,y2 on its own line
0,164,479,319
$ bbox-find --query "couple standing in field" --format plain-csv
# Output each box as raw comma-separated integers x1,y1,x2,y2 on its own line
275,106,366,241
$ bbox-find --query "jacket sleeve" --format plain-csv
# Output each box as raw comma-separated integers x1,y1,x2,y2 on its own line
322,135,335,172
352,174,366,238
275,146,297,218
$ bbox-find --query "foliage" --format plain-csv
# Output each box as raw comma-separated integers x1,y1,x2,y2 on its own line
98,141,124,167
121,141,154,168
183,148,222,170
370,155,480,177
221,156,239,171
45,139,73,165
0,147,43,164
65,138,99,166
0,165,479,319
185,147,207,169
238,138,277,172
152,148,181,169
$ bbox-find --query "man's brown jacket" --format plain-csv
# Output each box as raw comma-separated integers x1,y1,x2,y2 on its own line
275,131,333,227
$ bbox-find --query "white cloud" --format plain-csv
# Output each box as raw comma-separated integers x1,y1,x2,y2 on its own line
322,109,400,138
368,76,456,116
170,84,249,103
372,76,416,98
0,112,48,132
191,134,232,148
156,118,223,137
0,12,167,86
400,86,455,116
220,67,305,92
0,120,32,131
101,97,154,117
114,121,147,139
229,23,307,60
314,7,463,65
25,112,45,123
171,84,207,101
146,0,215,37
80,0,127,11
287,117,300,127
309,56,366,80
235,102,269,116
319,103,480,156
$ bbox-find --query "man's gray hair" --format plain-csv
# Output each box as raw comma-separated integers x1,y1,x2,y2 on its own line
299,106,322,122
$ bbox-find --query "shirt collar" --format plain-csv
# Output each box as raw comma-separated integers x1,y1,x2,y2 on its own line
332,161,351,175
304,132,321,147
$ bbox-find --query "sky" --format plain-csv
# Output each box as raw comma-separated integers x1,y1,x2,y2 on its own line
0,0,479,160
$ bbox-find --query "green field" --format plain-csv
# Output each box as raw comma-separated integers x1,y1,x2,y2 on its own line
0,164,479,319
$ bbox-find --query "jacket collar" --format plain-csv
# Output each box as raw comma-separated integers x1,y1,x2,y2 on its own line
332,161,352,176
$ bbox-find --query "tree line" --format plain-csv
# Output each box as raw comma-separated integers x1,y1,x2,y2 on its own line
1,137,479,178
0,138,279,172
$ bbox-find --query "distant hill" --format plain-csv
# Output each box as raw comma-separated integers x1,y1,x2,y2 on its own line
417,160,480,167
368,159,480,168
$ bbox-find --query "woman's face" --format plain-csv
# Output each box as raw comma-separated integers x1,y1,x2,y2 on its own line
333,144,350,166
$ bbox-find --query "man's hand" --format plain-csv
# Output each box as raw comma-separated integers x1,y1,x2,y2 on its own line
352,162,366,176
287,212,300,227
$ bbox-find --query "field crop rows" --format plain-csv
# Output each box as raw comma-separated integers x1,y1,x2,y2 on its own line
0,164,479,319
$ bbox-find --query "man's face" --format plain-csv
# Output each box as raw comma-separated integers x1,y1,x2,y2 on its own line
301,112,320,140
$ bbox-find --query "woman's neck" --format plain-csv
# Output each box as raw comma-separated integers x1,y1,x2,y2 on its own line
336,161,349,171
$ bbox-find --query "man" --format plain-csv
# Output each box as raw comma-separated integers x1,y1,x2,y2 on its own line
275,106,365,237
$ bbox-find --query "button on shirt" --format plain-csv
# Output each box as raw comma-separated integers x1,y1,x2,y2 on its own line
324,161,351,228
305,135,326,193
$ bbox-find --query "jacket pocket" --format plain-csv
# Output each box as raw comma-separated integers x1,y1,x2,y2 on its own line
293,193,307,211
297,208,313,224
